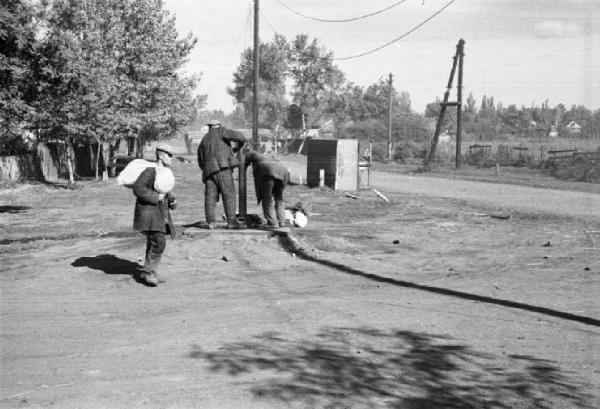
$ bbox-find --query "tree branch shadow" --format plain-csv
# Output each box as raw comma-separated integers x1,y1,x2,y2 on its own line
189,327,595,409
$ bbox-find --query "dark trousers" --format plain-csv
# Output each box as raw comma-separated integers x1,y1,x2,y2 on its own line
261,177,285,226
143,231,166,273
205,169,237,224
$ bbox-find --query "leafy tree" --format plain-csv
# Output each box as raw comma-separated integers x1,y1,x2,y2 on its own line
288,34,345,128
500,104,520,131
285,104,303,129
228,34,288,128
463,92,477,123
34,0,198,176
0,0,39,155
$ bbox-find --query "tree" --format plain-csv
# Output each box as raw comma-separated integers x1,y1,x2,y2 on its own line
500,104,520,131
463,92,477,123
228,34,288,128
35,0,198,177
288,34,345,128
0,0,39,155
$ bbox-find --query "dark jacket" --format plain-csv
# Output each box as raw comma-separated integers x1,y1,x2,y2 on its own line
132,167,175,238
245,151,290,204
197,126,247,183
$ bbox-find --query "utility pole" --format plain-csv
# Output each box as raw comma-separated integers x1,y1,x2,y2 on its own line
455,40,464,169
387,73,393,162
239,0,260,224
252,0,260,150
425,39,464,169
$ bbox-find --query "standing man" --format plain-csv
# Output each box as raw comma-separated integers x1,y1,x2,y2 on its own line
245,150,289,228
132,143,177,286
197,120,246,229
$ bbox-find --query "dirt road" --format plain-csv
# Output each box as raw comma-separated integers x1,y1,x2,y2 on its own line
373,171,600,221
283,155,600,220
1,158,599,408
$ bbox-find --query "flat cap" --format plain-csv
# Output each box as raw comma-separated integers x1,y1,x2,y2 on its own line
156,143,175,156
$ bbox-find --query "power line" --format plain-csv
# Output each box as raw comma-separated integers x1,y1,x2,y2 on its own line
275,0,409,23
260,9,278,34
201,2,253,95
334,0,457,61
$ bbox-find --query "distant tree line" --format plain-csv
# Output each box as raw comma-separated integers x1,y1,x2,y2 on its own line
1,0,199,175
223,34,600,160
4,2,598,166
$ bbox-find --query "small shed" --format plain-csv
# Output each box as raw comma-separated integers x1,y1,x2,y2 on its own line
306,139,359,191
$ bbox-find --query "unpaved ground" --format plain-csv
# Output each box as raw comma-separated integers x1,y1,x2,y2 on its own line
1,157,599,409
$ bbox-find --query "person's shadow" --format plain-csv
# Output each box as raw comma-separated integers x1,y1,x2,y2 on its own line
71,254,150,286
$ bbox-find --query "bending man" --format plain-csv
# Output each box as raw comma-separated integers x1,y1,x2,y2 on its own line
245,150,289,228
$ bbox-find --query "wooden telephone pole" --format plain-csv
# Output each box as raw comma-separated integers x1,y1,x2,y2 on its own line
252,0,259,150
387,73,393,162
388,73,393,162
238,0,260,223
425,39,465,169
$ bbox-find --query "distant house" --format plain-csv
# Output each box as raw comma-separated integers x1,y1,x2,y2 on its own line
564,121,582,137
547,125,559,138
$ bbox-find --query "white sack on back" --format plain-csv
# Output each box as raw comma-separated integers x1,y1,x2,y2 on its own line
117,159,156,188
154,167,175,194
293,211,308,228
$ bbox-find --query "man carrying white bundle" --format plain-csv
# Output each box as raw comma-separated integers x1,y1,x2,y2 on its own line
132,143,176,286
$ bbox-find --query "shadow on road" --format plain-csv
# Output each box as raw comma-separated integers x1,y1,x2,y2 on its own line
190,327,593,408
0,205,31,213
71,254,140,275
277,234,600,328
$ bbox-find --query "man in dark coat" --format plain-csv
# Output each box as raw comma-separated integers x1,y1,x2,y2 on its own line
132,143,176,286
245,150,289,228
197,120,246,229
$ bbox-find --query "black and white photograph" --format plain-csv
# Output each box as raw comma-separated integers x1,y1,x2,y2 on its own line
1,0,599,407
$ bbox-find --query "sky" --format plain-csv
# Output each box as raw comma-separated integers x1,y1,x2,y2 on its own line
162,0,600,114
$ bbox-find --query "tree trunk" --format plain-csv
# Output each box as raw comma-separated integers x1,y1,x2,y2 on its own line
109,139,120,178
135,137,144,158
89,144,95,176
184,133,192,155
67,143,74,183
94,141,100,180
101,141,109,181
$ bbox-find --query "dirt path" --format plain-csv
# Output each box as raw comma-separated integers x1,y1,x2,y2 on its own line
281,155,600,220
373,171,600,220
1,158,599,408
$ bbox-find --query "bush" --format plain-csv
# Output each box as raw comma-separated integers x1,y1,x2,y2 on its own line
393,140,427,162
370,142,388,162
544,151,600,182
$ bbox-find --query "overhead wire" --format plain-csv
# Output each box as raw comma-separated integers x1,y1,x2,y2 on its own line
275,0,409,23
201,2,253,95
260,9,279,35
334,0,457,60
